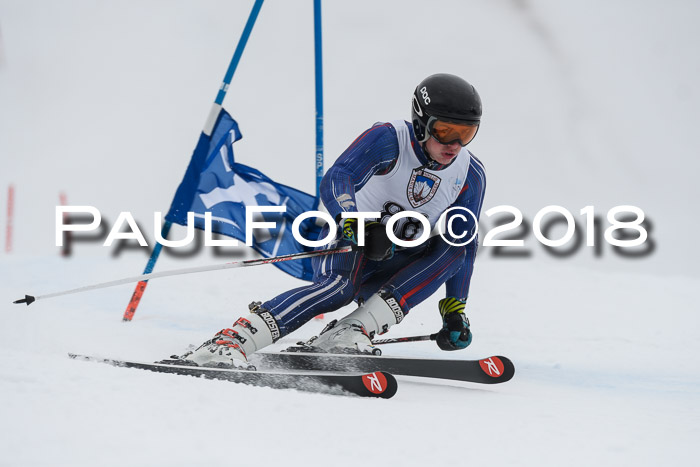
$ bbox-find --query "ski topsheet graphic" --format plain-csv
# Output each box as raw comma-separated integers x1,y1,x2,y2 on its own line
68,353,398,398
253,352,515,384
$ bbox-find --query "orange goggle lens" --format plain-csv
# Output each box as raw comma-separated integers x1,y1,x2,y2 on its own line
430,120,478,146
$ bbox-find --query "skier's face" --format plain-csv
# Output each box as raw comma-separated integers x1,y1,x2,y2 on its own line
425,137,462,165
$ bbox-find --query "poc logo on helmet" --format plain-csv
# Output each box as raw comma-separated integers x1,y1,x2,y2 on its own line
412,95,424,117
419,86,431,105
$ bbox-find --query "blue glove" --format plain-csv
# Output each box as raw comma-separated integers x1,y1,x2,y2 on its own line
436,297,472,351
341,218,395,261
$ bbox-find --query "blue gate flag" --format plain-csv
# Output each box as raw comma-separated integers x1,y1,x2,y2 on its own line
165,108,320,281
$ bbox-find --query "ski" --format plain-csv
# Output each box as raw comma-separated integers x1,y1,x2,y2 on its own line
251,352,515,384
68,353,398,399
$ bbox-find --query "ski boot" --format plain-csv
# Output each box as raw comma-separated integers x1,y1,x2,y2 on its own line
287,290,408,355
168,302,280,369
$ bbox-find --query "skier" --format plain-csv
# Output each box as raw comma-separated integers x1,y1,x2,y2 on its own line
181,73,487,367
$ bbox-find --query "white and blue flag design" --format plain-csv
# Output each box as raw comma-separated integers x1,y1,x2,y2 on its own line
166,109,319,280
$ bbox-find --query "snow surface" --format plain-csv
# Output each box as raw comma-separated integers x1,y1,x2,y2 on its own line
1,1,699,466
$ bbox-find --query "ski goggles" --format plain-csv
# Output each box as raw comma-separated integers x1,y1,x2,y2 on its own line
428,118,479,147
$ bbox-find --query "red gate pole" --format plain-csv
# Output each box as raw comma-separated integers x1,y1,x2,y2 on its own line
59,192,69,256
5,184,14,253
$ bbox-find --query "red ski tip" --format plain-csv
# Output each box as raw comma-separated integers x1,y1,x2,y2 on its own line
361,371,398,398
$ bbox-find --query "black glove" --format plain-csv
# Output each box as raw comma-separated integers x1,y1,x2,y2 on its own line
435,297,472,351
341,218,395,261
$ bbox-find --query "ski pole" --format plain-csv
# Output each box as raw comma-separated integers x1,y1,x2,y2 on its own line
13,245,352,306
371,334,437,345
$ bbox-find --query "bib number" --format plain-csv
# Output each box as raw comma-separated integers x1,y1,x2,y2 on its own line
380,201,424,240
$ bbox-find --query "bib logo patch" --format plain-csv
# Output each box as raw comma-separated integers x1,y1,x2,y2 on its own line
407,169,441,208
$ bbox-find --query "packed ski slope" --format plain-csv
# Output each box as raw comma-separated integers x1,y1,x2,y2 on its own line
1,1,699,466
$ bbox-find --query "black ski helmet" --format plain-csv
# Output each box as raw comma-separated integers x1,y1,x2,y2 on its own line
411,73,482,144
